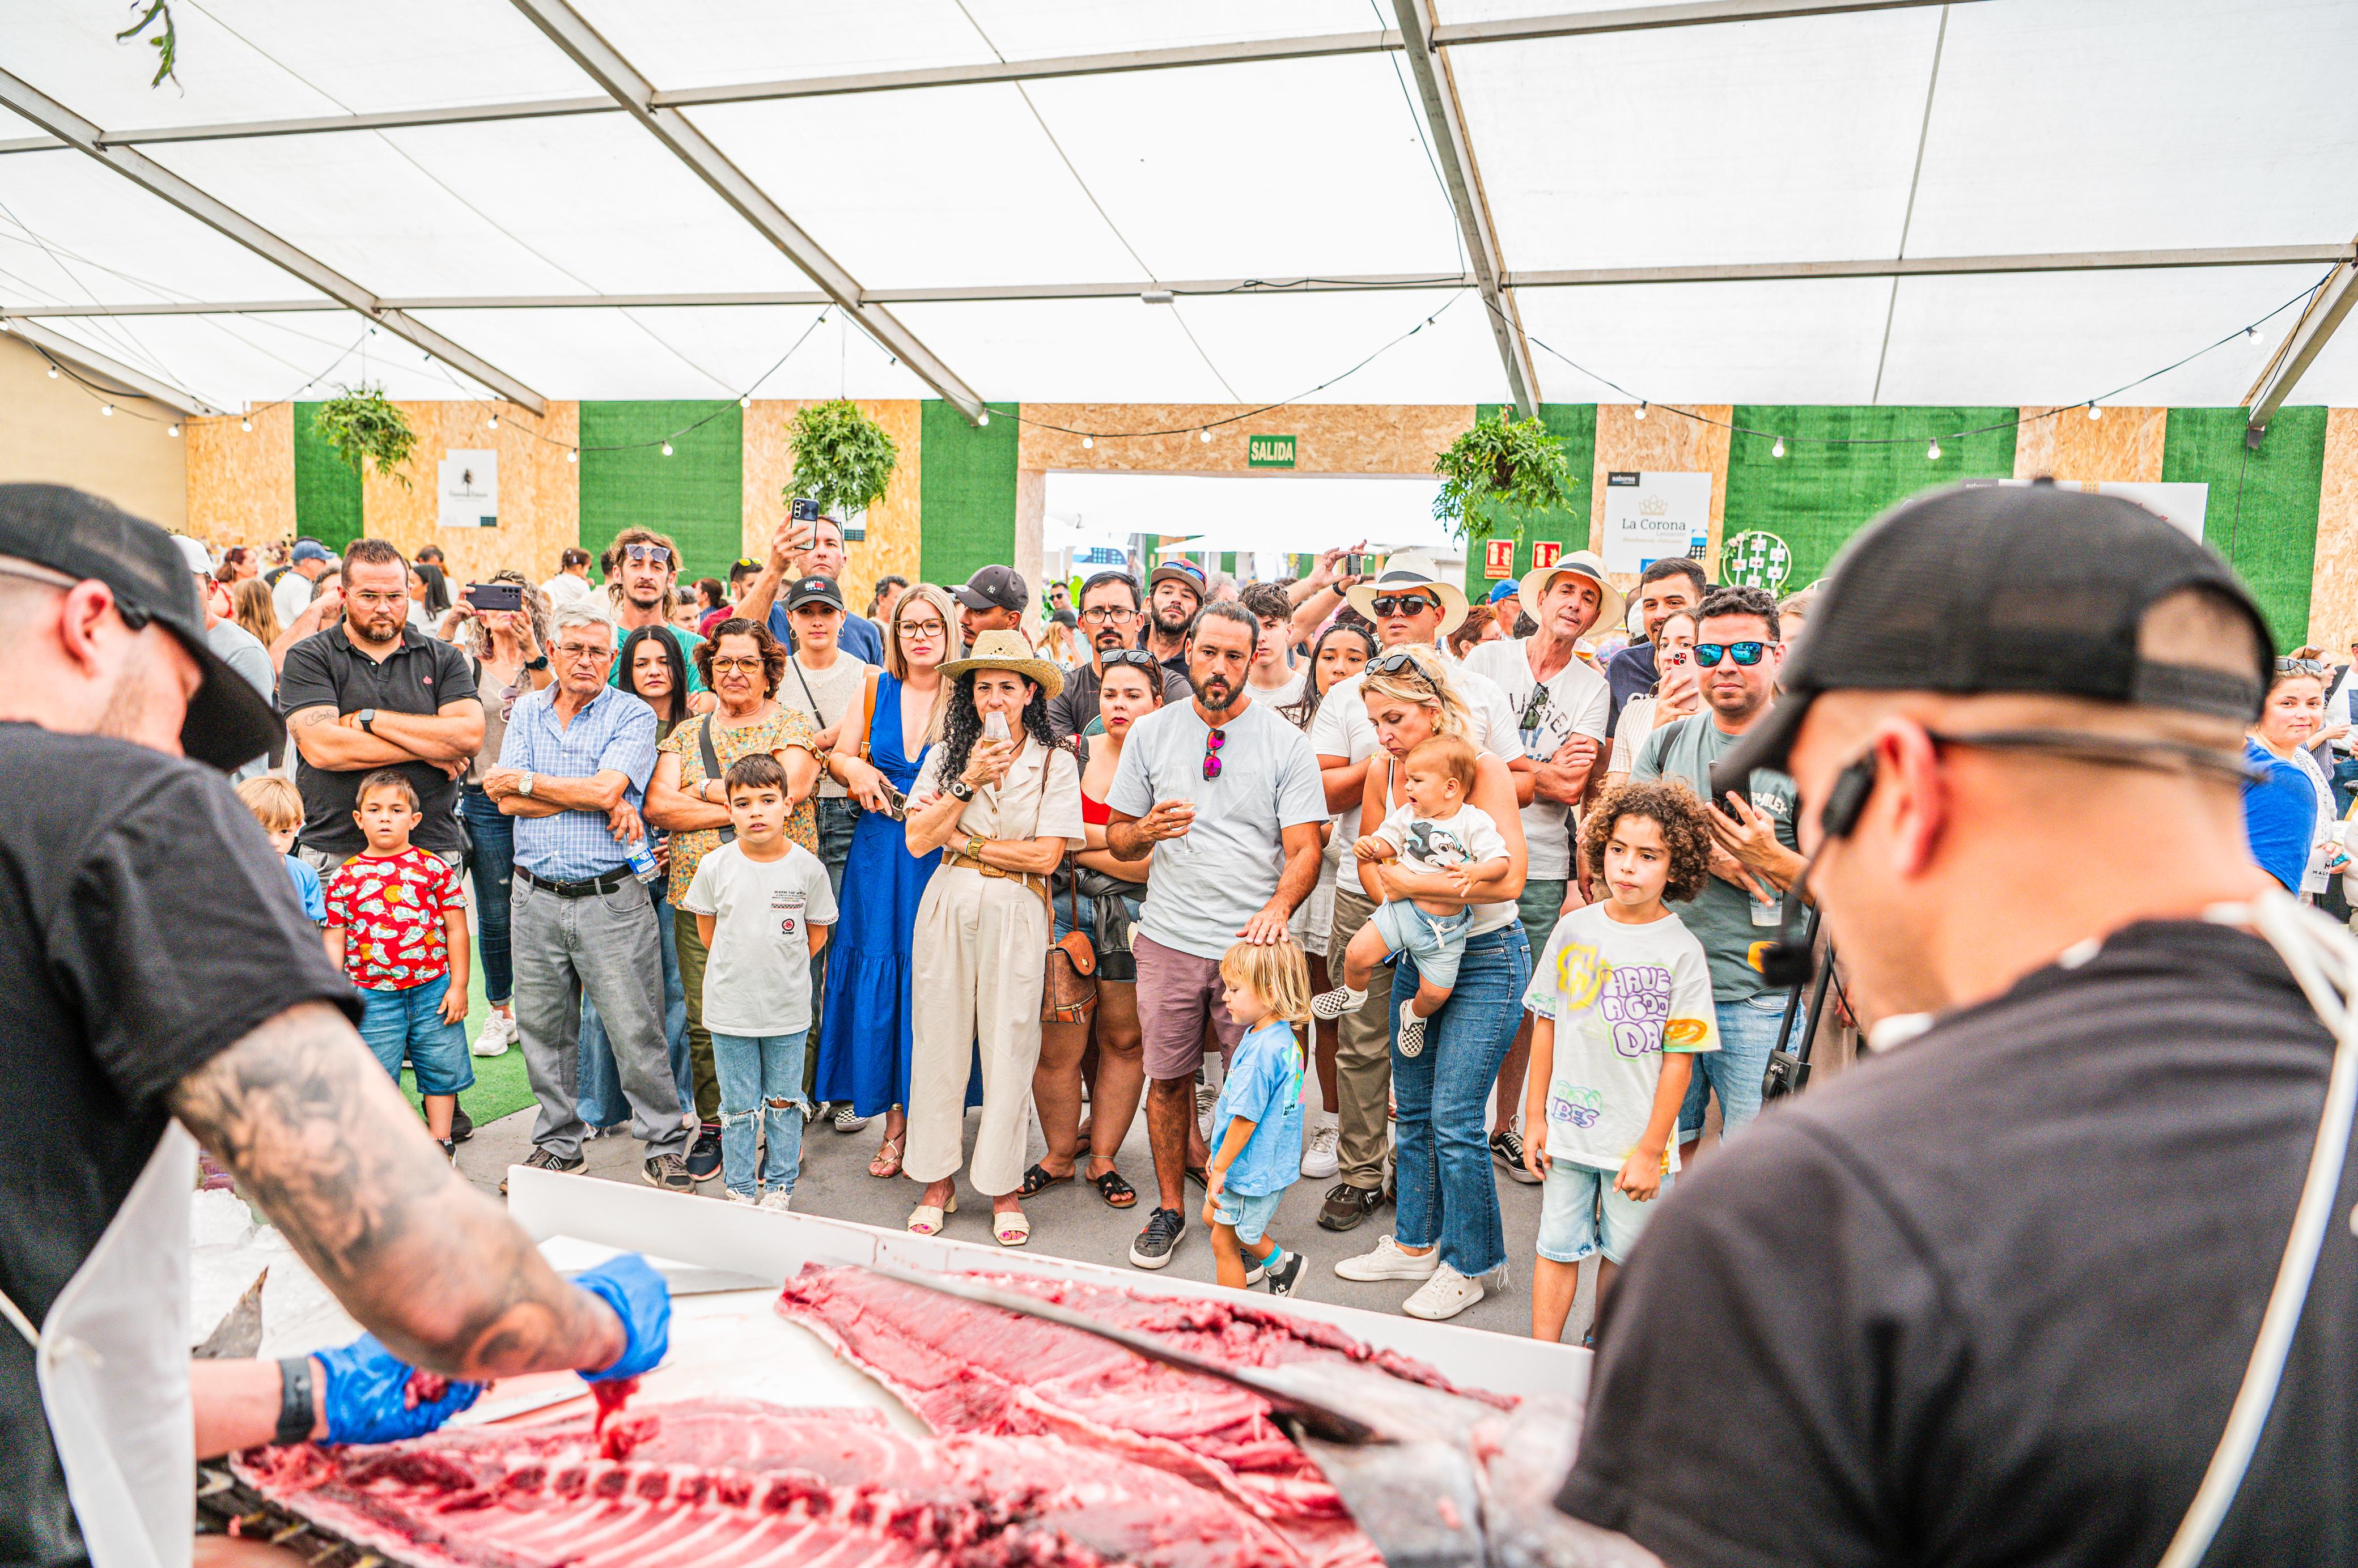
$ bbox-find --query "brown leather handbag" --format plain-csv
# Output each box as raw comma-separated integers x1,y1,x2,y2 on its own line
1040,737,1097,1023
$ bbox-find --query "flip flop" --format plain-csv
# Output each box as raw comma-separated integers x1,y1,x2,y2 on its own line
906,1193,957,1235
994,1209,1032,1247
1088,1167,1138,1209
868,1135,904,1179
1017,1161,1074,1199
1185,1165,1211,1189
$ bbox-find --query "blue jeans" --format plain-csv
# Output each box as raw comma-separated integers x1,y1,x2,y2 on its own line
2334,755,2358,818
578,893,691,1129
1390,922,1530,1278
460,785,515,1005
1679,993,1804,1143
713,1030,809,1196
358,972,473,1097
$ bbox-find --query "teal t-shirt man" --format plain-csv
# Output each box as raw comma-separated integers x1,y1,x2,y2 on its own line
1632,713,1799,1004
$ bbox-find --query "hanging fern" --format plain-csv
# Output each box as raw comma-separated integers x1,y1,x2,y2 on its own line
786,399,899,520
1431,411,1576,546
313,387,418,488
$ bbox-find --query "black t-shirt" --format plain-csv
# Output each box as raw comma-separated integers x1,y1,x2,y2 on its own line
0,725,357,1568
277,624,478,859
1046,658,1194,741
1559,920,2357,1567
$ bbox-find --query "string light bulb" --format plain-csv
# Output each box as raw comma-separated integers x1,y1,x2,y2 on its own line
977,411,990,426
240,417,253,432
739,394,750,410
1199,428,1212,443
1080,435,1093,449
487,412,499,430
661,441,675,457
1634,402,1647,420
100,403,113,417
167,422,180,437
2087,402,2103,421
566,448,577,464
1927,439,1942,461
1771,437,1786,459
47,365,58,379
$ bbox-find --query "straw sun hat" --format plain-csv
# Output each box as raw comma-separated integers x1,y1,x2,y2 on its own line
939,628,1066,700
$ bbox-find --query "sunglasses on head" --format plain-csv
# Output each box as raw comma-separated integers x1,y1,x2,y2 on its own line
2278,657,2330,675
1102,649,1161,674
1368,594,1438,618
623,544,672,567
1692,641,1767,668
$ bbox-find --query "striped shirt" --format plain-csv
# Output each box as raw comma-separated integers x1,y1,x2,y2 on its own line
498,682,658,881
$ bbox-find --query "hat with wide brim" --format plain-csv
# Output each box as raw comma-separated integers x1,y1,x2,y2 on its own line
1345,567,1469,636
1519,551,1626,640
940,628,1066,700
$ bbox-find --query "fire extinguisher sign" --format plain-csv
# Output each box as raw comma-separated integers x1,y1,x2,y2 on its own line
1483,539,1516,579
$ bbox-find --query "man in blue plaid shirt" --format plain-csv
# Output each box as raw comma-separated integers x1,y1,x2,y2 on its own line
481,600,693,1191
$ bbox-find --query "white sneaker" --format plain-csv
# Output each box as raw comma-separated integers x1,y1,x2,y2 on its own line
1333,1235,1440,1282
723,1188,758,1205
470,1012,515,1058
1300,1123,1341,1180
758,1188,794,1212
1402,1263,1486,1321
1396,1000,1428,1058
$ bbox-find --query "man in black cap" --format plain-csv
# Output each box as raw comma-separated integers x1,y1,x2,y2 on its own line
952,563,1029,653
0,485,668,1568
1555,484,2355,1566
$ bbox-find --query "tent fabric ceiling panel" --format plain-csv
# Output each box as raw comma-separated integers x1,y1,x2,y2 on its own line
35,310,459,409
890,298,1237,404
0,149,334,307
408,306,937,402
1152,288,1510,405
1513,278,1899,405
1454,9,1944,271
1902,0,2358,257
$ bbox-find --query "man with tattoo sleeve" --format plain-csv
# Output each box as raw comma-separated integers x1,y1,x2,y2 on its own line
0,487,667,1568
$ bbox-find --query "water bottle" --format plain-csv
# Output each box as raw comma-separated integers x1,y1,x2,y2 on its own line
625,836,661,884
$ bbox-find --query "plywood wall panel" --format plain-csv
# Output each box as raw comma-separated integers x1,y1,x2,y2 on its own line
1590,403,1732,587
2013,405,2167,482
1019,404,1475,476
743,399,922,612
185,402,292,548
0,333,188,530
356,402,579,588
2307,407,2358,652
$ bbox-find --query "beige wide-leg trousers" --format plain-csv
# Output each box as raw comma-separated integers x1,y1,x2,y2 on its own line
905,865,1049,1197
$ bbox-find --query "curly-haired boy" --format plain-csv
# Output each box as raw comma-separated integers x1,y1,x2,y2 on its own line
1521,779,1721,1344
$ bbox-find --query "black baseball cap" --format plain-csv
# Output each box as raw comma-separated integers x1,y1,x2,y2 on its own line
954,564,1028,614
1712,482,2273,796
783,575,844,611
0,483,283,771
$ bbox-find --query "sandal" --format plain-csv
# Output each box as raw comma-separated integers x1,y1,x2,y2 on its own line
1018,1161,1074,1199
993,1209,1032,1247
906,1193,957,1235
1088,1166,1137,1209
1185,1165,1210,1189
868,1135,905,1179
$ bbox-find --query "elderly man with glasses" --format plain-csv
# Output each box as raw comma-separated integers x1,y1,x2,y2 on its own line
1047,570,1193,740
481,601,694,1193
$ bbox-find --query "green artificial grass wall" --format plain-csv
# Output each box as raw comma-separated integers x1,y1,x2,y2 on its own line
291,402,365,551
578,402,744,584
1721,406,2017,591
919,400,1020,589
1460,404,1598,601
2164,406,2328,653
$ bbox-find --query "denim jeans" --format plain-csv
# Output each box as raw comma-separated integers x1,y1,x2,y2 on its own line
712,1029,810,1196
1389,921,1531,1278
578,893,691,1130
807,797,860,1095
2334,754,2358,818
459,785,516,1005
356,971,473,1096
1679,993,1805,1144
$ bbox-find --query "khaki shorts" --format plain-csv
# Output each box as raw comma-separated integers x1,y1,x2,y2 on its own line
1134,933,1248,1082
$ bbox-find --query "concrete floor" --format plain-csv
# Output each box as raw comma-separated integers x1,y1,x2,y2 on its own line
457,1086,1599,1342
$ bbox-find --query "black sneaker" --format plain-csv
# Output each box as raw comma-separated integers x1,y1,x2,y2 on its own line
1317,1182,1385,1232
685,1124,723,1183
1262,1251,1307,1297
499,1145,584,1196
449,1102,474,1144
1492,1128,1541,1185
643,1152,695,1192
1128,1207,1186,1269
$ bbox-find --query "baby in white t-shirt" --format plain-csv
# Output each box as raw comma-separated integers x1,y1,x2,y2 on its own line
1311,734,1509,1056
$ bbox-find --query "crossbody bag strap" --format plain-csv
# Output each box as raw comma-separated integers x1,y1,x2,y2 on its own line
696,716,735,843
858,669,881,760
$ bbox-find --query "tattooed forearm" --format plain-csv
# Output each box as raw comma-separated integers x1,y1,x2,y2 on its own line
168,1002,624,1381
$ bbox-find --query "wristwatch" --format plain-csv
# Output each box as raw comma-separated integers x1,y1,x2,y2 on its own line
518,771,535,798
357,708,378,734
947,777,976,802
963,835,987,861
523,654,549,671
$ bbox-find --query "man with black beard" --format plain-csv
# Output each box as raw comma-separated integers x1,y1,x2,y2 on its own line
1047,570,1192,740
1145,560,1206,679
1106,601,1327,1270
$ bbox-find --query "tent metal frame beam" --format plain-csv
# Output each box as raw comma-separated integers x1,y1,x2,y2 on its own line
0,316,223,417
2244,245,2358,444
0,0,1979,157
0,67,549,414
505,0,986,423
9,246,2349,320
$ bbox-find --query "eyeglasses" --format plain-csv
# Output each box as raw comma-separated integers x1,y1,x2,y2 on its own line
622,544,672,567
1203,726,1226,780
1368,594,1437,618
2278,657,2329,674
1079,605,1136,624
1103,649,1161,675
710,656,765,673
556,643,614,662
896,617,948,639
1693,641,1767,668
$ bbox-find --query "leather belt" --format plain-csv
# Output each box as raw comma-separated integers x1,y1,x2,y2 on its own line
517,865,636,898
943,850,1051,913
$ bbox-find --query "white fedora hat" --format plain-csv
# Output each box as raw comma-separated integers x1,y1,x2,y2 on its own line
1519,550,1626,640
1345,565,1469,636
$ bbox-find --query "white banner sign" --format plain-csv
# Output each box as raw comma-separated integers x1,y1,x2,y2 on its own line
1969,478,2209,541
438,449,498,530
1601,471,1712,573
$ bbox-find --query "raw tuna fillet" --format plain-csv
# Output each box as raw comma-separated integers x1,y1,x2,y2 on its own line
231,1398,1297,1568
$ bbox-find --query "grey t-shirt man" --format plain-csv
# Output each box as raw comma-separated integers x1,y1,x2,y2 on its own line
1634,713,1799,1003
1107,698,1327,961
207,617,275,784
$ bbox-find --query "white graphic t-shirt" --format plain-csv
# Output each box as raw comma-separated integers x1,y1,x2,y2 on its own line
680,839,838,1036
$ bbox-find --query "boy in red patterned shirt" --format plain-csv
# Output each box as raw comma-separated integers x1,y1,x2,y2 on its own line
324,768,474,1158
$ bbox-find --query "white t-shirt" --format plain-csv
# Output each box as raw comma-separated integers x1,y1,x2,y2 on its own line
1524,903,1720,1174
779,652,875,799
542,572,592,608
1307,658,1522,849
1373,798,1509,877
1245,666,1307,711
1461,638,1611,882
272,568,317,628
1107,699,1328,961
680,840,838,1036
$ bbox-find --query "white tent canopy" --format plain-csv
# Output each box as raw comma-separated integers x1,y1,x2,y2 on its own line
2,0,2353,417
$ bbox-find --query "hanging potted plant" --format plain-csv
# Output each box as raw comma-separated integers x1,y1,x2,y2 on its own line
312,386,418,488
785,399,899,541
1430,410,1575,546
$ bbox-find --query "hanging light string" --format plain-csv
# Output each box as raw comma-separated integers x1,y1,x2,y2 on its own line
10,335,164,425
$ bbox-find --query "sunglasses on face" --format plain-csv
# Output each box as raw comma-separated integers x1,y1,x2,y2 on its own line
1368,594,1437,618
1203,726,1225,780
623,544,672,567
2278,657,2330,674
1693,641,1767,668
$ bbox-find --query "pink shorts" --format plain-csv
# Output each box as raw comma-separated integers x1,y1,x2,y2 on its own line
1134,934,1248,1083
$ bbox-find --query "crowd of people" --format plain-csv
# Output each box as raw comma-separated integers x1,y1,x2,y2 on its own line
186,512,1964,1333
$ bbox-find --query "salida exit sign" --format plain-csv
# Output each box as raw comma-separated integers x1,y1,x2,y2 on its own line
1246,434,1296,468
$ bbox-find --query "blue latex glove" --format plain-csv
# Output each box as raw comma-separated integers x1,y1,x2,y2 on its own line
572,1252,670,1383
315,1333,485,1444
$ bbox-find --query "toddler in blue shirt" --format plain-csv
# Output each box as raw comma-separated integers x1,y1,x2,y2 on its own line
1203,941,1312,1296
237,775,325,923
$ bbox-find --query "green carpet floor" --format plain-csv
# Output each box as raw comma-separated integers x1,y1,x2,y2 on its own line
397,957,537,1125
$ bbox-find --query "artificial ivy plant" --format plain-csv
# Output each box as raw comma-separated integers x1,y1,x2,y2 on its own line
785,399,899,520
313,387,418,488
1430,410,1576,546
